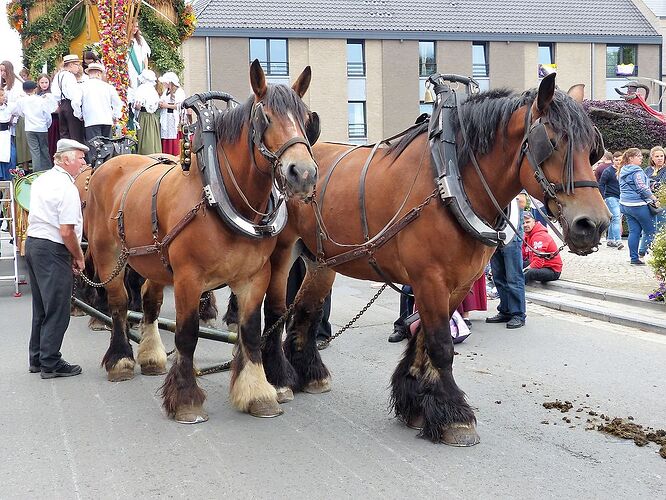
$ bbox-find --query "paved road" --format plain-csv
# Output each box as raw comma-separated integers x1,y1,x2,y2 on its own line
1,275,665,499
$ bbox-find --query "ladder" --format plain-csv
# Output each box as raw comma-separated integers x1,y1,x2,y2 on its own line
0,180,22,297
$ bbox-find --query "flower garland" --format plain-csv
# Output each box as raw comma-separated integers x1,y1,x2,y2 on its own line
6,0,30,34
97,0,132,134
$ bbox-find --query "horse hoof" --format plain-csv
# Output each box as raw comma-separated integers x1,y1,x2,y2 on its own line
107,358,135,382
175,404,208,424
200,319,217,328
249,399,283,418
303,378,331,394
441,423,480,447
406,414,424,431
226,322,238,333
70,306,86,317
276,387,294,403
88,317,111,331
141,364,166,376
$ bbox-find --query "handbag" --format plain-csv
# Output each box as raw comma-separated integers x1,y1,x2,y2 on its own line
648,201,664,216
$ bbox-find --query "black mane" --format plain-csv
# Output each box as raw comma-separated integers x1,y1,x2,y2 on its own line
214,84,309,144
386,87,596,167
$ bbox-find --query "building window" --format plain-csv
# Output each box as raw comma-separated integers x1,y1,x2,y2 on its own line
538,42,556,77
419,41,436,77
472,42,488,77
348,101,367,138
249,38,288,76
347,40,365,76
606,45,638,77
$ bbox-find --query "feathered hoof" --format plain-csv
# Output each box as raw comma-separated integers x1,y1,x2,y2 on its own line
200,318,217,328
88,317,111,331
226,322,238,333
249,398,283,418
276,387,294,403
140,363,167,376
70,305,86,317
440,423,480,447
107,358,135,382
303,378,331,394
406,414,424,431
175,404,209,424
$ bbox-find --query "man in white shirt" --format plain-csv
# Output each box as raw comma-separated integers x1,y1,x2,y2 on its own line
14,80,57,171
26,139,87,379
72,62,122,157
51,54,85,143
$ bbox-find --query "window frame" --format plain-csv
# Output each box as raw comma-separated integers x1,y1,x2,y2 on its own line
348,101,367,139
472,42,489,77
606,44,638,77
347,40,365,77
419,40,436,77
249,38,289,76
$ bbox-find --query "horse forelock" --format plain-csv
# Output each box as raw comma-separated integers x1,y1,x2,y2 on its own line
214,84,309,145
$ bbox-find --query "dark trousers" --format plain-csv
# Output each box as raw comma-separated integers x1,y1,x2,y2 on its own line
58,99,85,143
25,131,51,172
393,285,414,332
26,237,73,370
286,257,331,340
84,124,112,162
490,237,526,320
524,267,560,283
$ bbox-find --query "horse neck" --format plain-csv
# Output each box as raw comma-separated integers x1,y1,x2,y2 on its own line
217,125,273,222
459,112,526,221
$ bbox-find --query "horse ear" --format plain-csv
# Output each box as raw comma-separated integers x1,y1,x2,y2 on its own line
292,66,312,98
250,59,267,99
567,83,585,103
536,72,556,113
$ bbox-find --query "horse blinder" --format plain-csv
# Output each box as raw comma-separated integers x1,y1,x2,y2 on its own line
589,127,605,166
526,120,555,166
251,102,270,149
305,111,321,146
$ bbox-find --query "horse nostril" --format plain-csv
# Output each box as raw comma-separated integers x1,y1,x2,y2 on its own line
571,216,597,239
286,163,299,181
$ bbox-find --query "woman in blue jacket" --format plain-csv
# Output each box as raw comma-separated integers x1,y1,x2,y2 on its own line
619,148,660,265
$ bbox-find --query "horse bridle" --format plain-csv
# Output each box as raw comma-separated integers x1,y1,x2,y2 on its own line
516,105,602,219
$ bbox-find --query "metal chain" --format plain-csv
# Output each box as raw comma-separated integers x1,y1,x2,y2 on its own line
317,284,387,348
78,248,130,288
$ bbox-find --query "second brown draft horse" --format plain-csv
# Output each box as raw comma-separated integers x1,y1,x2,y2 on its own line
85,61,317,423
260,74,610,445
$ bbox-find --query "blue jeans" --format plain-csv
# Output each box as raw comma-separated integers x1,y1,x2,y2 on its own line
639,211,666,254
621,204,655,262
490,236,526,320
605,197,622,242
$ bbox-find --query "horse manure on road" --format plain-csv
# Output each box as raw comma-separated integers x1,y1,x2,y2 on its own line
543,400,574,412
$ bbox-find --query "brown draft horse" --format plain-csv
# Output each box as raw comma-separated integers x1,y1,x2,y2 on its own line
260,74,611,445
85,61,317,423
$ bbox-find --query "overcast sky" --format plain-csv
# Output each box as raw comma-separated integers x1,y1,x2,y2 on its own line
1,0,24,70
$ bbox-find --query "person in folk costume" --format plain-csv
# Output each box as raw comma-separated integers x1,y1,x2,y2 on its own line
158,72,185,156
37,73,60,159
132,69,161,155
0,87,15,180
1,60,27,172
50,54,85,144
127,22,151,130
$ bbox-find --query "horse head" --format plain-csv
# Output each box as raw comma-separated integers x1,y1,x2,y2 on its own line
518,73,610,255
248,59,318,199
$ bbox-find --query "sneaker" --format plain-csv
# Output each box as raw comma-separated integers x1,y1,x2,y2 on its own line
639,251,646,258
29,364,40,373
506,317,525,329
616,242,624,250
485,313,511,323
630,260,646,266
388,328,409,343
41,361,82,379
606,241,617,247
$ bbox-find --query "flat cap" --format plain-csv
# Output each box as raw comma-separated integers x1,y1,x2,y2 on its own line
22,80,37,92
56,138,89,153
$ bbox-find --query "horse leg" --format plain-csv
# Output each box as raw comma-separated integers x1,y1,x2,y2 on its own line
101,274,135,382
229,265,282,418
223,292,239,332
137,279,167,376
283,262,335,394
389,326,424,430
125,266,145,313
262,243,300,403
161,278,207,424
401,285,479,446
199,291,218,327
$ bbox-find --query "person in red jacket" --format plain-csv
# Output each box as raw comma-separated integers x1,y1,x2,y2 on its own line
522,212,563,283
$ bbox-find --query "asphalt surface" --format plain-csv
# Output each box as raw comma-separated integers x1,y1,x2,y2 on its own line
1,273,665,499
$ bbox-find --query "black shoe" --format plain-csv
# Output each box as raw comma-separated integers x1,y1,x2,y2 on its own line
630,260,646,266
316,339,329,351
388,328,409,343
606,241,617,247
616,242,624,250
41,361,82,379
638,252,646,258
506,317,525,329
463,318,473,329
29,365,40,373
485,313,511,324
